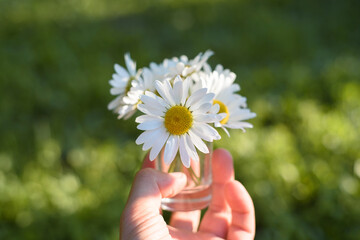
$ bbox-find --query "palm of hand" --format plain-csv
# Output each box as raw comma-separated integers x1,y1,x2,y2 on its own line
121,149,255,240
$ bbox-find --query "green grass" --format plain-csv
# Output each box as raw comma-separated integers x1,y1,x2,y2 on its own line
1,0,360,239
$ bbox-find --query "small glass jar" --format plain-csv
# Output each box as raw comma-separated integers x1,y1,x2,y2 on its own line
155,142,213,211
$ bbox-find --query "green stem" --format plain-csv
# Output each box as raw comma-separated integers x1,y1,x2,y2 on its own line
168,158,177,173
167,154,202,186
188,166,201,186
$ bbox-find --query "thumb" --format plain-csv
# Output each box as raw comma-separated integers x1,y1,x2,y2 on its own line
120,169,186,240
128,168,187,208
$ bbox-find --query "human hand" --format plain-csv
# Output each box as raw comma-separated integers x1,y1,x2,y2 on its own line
120,149,255,240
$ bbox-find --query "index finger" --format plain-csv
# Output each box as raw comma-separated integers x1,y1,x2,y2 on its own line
199,148,234,238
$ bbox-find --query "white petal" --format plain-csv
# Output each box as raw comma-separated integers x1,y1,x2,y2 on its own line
192,123,221,142
163,79,177,105
136,129,159,145
155,80,176,106
108,95,122,110
109,78,127,88
163,135,179,165
112,73,128,83
191,53,202,63
149,128,169,160
140,95,166,112
142,133,160,151
172,76,183,104
209,103,220,114
188,129,209,154
182,66,193,77
122,94,139,104
185,88,207,107
179,135,191,168
225,122,253,130
110,87,125,95
201,50,214,62
125,53,137,76
141,68,153,86
203,62,212,73
117,105,135,119
145,91,170,108
123,108,137,120
181,77,190,105
176,62,185,74
114,64,129,78
189,93,215,111
227,96,247,110
215,64,224,72
231,111,257,121
185,134,199,162
135,115,162,123
218,113,227,121
192,103,212,115
221,125,230,137
137,119,163,130
228,83,240,93
194,113,220,123
137,103,165,116
191,125,212,142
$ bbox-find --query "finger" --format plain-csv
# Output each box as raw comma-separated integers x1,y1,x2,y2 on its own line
141,153,163,216
121,169,187,240
141,152,156,169
225,181,255,240
170,210,201,232
127,168,186,210
208,149,234,210
199,148,234,238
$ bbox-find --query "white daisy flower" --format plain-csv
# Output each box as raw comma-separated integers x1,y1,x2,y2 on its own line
113,67,160,119
198,71,256,136
108,53,142,119
135,76,222,168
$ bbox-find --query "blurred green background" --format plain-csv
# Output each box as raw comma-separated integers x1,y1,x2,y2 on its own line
1,0,360,239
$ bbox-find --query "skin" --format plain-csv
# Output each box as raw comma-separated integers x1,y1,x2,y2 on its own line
120,149,255,240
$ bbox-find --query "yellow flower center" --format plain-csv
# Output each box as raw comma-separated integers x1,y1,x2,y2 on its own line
164,105,193,135
213,99,229,124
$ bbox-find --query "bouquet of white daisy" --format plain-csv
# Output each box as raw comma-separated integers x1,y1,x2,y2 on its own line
108,50,256,211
